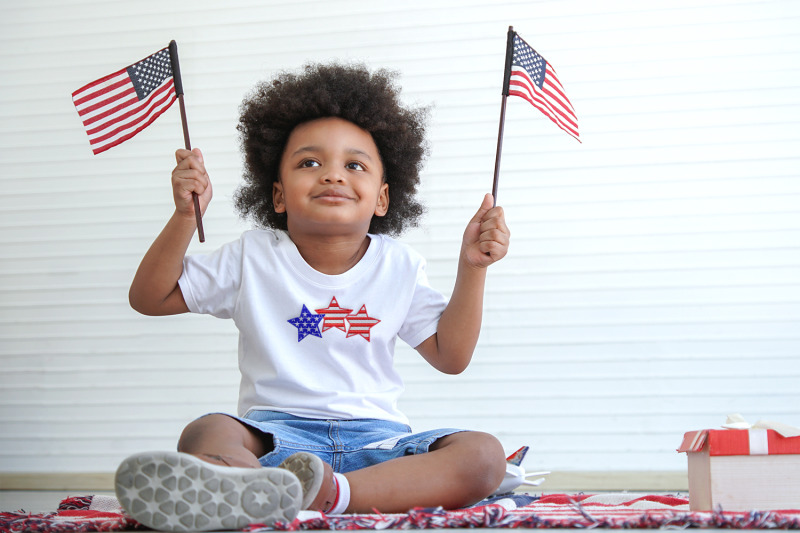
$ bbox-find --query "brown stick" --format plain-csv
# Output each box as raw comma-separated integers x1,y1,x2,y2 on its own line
169,40,205,243
177,94,204,242
491,94,508,207
491,26,516,207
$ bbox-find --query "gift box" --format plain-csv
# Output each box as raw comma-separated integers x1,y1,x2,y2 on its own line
678,422,800,511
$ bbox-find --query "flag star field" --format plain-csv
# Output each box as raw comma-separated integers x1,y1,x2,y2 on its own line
127,49,173,100
512,40,546,89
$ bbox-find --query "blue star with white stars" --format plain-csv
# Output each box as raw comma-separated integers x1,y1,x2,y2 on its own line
287,305,325,342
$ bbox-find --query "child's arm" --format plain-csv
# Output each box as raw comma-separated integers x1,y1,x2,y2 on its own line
129,148,212,316
416,193,510,374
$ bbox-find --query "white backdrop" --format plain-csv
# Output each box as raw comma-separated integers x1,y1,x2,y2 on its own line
1,0,799,480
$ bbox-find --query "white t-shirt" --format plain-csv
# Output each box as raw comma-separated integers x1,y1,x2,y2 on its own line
178,229,447,425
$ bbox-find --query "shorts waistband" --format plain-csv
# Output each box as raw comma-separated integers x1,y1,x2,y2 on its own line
242,409,411,432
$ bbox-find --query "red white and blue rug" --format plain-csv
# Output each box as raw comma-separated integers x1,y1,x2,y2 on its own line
3,492,800,531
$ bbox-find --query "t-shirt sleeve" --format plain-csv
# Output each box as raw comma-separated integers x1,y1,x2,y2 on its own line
178,238,243,319
397,257,448,348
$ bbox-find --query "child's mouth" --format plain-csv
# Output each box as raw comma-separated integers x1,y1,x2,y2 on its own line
314,189,353,202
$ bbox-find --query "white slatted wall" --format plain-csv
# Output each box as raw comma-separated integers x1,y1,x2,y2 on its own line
1,0,799,478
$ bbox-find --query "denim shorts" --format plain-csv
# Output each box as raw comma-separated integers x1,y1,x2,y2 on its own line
223,410,464,473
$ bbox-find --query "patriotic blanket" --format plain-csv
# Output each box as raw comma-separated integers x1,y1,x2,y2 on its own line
3,492,800,532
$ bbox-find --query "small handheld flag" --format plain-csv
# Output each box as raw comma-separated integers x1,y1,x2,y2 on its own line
508,32,580,141
72,41,205,242
492,27,579,204
72,46,177,155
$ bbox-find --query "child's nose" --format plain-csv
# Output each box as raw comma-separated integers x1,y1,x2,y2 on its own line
321,167,346,183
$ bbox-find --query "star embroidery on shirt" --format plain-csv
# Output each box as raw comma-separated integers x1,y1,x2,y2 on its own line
345,305,381,342
287,304,325,342
315,297,353,332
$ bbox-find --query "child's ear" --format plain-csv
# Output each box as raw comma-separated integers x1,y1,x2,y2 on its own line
374,183,389,217
273,181,286,213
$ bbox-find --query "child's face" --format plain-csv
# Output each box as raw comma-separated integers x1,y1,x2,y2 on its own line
274,117,389,237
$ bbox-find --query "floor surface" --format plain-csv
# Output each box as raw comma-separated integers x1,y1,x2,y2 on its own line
1,490,115,513
0,489,761,532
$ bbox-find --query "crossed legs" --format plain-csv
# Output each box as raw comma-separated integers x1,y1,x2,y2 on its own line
177,414,506,513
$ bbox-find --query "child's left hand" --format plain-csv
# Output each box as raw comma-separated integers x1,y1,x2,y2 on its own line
461,193,510,269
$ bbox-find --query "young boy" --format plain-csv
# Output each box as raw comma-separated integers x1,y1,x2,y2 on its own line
117,63,511,532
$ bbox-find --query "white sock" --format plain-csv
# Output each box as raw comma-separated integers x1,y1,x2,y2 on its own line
329,473,350,514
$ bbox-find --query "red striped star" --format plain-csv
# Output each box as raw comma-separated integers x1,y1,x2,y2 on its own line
315,297,353,332
346,305,380,341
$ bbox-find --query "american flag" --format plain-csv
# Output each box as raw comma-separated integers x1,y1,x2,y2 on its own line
508,34,579,141
72,46,177,155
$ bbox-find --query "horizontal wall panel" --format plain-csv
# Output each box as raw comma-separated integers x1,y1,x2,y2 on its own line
1,0,798,479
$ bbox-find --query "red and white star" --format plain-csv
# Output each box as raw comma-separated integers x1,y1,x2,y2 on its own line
315,297,353,332
346,305,381,341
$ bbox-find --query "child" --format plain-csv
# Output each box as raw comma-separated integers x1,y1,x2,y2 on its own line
117,62,511,532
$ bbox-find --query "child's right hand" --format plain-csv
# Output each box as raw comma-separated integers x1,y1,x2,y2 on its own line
172,148,212,219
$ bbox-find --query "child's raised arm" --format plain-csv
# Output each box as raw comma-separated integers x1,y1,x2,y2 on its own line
129,148,212,316
416,193,510,374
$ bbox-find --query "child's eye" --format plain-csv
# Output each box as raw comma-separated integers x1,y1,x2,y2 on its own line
346,162,365,171
300,159,320,168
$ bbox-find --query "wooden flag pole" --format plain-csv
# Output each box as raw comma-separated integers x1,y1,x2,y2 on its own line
168,40,205,243
491,26,516,207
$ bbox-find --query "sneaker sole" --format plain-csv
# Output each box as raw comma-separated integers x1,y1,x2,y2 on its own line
115,451,302,531
279,452,326,509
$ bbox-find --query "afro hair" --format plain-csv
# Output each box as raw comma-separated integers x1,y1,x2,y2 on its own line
234,62,429,236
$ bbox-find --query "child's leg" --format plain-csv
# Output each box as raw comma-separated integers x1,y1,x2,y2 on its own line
177,413,270,468
344,431,506,513
175,414,338,511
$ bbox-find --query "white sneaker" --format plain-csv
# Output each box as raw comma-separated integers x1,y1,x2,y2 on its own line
115,451,303,531
278,452,334,510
